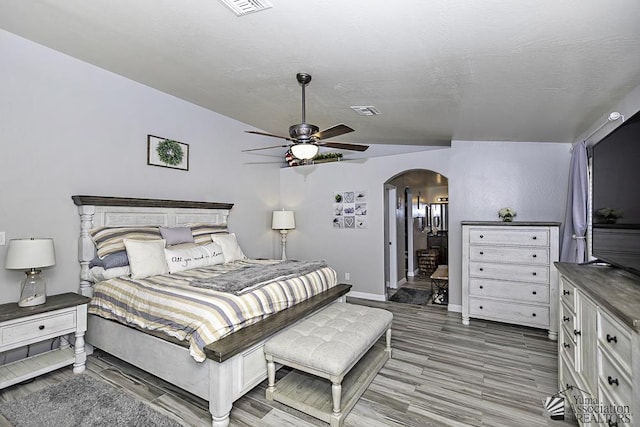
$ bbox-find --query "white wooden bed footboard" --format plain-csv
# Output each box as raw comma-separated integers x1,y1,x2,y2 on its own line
86,314,267,426
73,196,350,427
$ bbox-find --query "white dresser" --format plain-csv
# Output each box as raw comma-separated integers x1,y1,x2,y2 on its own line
556,263,639,426
461,221,560,340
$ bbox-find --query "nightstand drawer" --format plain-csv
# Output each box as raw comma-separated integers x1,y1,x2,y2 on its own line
0,310,76,347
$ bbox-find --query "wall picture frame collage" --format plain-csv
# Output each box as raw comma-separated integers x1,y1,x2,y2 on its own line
333,191,367,229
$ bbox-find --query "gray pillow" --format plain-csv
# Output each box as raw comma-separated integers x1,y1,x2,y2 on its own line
89,250,129,269
160,226,195,246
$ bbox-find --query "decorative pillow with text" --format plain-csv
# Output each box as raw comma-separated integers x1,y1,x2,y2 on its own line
164,242,225,274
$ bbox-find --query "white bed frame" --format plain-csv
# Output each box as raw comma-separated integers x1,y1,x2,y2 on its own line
73,196,349,427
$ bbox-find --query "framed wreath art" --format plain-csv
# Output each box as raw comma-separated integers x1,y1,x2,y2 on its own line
147,135,189,171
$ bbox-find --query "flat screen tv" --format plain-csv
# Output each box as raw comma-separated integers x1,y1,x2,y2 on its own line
591,110,640,276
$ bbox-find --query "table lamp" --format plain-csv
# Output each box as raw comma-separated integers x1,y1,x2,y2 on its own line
272,210,295,260
5,238,56,307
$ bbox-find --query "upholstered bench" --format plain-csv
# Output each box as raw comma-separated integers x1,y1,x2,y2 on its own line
264,302,393,427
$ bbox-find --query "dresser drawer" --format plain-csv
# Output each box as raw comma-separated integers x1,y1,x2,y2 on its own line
469,279,549,303
559,301,575,335
598,383,633,424
559,277,576,312
469,246,549,265
468,228,549,246
0,310,76,347
468,298,549,327
598,310,632,372
560,326,577,370
468,262,549,284
598,351,632,409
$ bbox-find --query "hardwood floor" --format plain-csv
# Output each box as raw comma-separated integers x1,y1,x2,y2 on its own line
0,298,578,427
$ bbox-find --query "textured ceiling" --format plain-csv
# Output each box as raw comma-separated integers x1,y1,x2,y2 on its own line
1,0,640,153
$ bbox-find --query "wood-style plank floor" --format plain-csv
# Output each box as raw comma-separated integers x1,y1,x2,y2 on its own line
0,296,578,427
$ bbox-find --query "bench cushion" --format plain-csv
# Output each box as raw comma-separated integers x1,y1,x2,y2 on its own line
264,302,392,377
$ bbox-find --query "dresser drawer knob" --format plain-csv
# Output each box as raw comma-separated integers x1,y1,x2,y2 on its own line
479,268,484,272
532,272,537,276
479,251,484,255
532,313,536,317
532,236,537,240
563,316,570,322
532,291,537,295
563,343,570,349
39,325,45,330
607,376,619,386
532,254,537,258
479,306,483,310
479,235,484,238
479,285,483,289
606,334,617,344
574,329,581,336
563,290,570,296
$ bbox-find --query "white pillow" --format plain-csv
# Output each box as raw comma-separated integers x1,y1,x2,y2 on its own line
164,242,225,273
123,239,169,279
89,266,131,282
210,233,246,263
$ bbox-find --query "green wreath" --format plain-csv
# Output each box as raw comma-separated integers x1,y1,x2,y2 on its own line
156,139,184,166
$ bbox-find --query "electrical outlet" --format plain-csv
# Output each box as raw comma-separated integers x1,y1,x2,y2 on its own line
0,232,5,246
344,272,350,281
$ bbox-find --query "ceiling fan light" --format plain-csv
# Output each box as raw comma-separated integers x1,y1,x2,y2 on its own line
290,143,319,160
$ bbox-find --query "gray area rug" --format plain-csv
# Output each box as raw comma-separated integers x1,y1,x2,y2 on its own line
0,374,183,427
388,287,432,305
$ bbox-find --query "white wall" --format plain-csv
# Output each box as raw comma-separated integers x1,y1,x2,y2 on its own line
280,141,572,306
0,29,282,304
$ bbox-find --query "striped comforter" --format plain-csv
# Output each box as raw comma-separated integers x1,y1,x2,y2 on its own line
88,259,337,362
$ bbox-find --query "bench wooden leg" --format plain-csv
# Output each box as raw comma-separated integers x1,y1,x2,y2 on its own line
386,328,392,358
266,355,276,400
331,381,342,417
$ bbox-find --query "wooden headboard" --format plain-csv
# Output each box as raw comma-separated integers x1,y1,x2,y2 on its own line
72,196,233,297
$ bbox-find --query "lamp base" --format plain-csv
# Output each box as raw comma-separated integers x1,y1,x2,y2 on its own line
280,230,289,260
18,270,47,308
18,293,47,307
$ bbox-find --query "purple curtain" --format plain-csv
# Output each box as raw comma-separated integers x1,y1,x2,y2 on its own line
560,141,588,262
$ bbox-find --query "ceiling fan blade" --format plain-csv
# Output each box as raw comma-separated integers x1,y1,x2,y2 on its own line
313,124,354,141
242,144,291,152
319,141,369,152
245,130,293,141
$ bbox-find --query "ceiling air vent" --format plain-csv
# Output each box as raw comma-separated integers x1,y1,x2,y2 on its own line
218,0,272,16
350,106,381,116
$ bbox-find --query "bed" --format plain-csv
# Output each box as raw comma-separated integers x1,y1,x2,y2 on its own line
72,195,350,427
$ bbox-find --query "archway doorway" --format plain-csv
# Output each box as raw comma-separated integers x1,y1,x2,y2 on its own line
384,169,449,304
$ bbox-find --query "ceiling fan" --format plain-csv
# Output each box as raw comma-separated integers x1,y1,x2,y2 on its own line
243,73,369,160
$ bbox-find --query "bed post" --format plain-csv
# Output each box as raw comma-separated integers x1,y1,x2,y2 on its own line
208,360,233,427
78,204,96,297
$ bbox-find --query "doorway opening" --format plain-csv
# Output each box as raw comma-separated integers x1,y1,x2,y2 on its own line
384,169,449,305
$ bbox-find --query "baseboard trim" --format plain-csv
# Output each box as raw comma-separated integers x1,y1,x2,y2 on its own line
347,291,387,302
447,304,462,313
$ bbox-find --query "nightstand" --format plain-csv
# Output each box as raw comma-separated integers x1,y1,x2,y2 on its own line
0,292,90,389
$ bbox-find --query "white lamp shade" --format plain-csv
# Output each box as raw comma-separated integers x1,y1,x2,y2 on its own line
272,210,295,230
5,238,56,270
290,143,319,160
